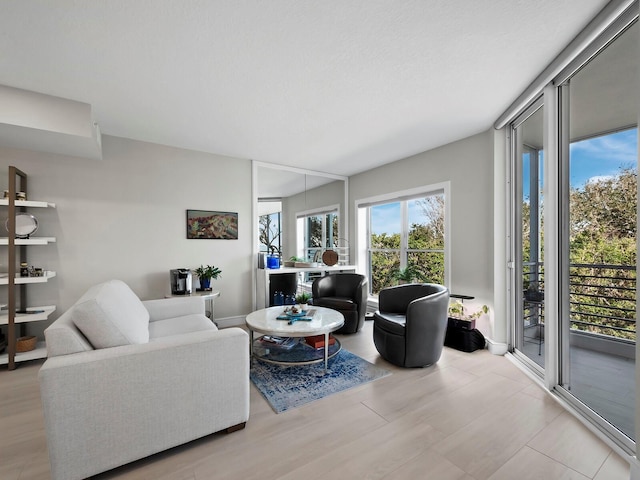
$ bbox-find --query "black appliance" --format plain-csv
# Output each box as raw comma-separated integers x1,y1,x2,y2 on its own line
170,269,192,295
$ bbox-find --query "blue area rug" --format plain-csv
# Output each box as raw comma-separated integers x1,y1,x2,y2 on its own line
250,349,391,413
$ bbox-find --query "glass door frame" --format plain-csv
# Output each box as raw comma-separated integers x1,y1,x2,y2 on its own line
508,7,638,453
509,96,546,375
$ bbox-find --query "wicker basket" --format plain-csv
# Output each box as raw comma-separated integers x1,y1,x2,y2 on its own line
16,335,37,353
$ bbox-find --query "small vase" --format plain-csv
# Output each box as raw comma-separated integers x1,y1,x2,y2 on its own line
200,278,211,290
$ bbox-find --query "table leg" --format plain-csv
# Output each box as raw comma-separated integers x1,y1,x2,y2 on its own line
249,328,254,366
324,332,329,372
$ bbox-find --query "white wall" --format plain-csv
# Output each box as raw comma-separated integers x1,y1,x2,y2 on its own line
0,135,253,337
348,130,497,338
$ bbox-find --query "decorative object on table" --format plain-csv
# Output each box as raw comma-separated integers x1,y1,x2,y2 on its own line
186,209,238,240
258,335,297,349
194,264,222,291
295,291,311,310
284,256,303,267
321,249,339,266
266,254,280,269
276,306,314,323
15,335,37,352
250,349,391,413
169,268,192,295
6,212,38,238
305,334,336,349
294,261,317,268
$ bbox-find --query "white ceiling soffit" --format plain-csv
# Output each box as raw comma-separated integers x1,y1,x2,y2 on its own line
258,200,282,217
0,1,610,174
0,85,102,159
257,166,336,198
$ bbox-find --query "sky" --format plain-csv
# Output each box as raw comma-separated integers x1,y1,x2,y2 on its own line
569,128,637,186
521,127,637,199
371,198,434,235
371,128,638,235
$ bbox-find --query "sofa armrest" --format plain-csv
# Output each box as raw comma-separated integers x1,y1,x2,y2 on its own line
143,296,205,322
38,327,249,480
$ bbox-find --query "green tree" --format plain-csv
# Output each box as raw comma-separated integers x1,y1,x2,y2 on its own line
369,195,445,294
568,168,637,339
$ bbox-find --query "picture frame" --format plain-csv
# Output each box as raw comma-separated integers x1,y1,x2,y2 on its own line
186,210,238,239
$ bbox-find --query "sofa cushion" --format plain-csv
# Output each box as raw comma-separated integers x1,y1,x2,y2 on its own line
44,310,94,357
149,314,217,339
71,280,150,349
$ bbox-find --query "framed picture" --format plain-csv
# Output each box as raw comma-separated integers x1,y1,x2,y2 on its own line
186,210,238,239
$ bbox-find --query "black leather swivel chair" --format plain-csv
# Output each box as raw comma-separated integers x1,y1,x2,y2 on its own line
312,273,368,334
373,283,449,367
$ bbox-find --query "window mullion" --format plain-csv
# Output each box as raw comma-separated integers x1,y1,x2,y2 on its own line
400,200,408,268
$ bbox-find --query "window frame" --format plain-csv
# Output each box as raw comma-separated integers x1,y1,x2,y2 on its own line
296,204,340,261
356,182,451,297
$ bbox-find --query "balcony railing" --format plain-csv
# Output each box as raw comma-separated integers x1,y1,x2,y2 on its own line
523,262,636,342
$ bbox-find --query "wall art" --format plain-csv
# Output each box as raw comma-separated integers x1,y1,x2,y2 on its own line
186,210,238,239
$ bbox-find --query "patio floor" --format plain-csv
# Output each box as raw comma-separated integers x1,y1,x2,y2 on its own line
521,334,635,440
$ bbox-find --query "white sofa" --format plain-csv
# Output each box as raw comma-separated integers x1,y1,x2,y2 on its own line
38,280,249,480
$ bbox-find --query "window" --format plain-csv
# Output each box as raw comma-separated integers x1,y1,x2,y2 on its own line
297,208,339,261
258,201,282,255
363,192,446,295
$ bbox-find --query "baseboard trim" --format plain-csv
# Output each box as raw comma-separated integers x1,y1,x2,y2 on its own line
215,315,245,329
485,337,508,355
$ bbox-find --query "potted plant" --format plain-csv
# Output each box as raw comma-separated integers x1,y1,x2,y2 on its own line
448,301,489,330
284,256,304,267
295,291,311,310
394,264,422,284
194,264,222,291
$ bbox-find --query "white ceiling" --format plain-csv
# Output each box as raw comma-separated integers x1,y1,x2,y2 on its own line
1,0,611,177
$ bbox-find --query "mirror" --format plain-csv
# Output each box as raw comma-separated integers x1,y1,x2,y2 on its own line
253,161,348,266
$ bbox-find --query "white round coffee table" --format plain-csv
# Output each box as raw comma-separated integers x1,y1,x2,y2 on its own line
245,306,345,371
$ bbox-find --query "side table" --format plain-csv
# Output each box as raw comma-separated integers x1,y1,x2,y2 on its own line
166,291,220,323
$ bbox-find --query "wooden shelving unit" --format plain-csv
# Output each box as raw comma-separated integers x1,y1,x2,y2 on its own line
1,166,56,370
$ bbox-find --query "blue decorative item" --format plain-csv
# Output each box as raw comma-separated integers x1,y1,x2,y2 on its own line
273,291,284,306
266,255,280,269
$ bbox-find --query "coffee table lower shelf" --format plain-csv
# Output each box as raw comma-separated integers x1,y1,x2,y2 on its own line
252,336,341,366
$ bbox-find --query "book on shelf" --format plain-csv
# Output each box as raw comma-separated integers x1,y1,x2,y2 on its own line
305,334,336,349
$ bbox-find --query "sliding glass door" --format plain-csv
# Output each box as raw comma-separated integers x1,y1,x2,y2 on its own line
509,12,638,450
511,101,546,370
558,21,638,442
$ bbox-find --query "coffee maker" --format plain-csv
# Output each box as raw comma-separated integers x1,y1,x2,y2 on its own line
170,269,192,295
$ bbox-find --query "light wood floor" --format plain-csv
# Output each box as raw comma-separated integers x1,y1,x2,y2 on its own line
0,321,631,480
